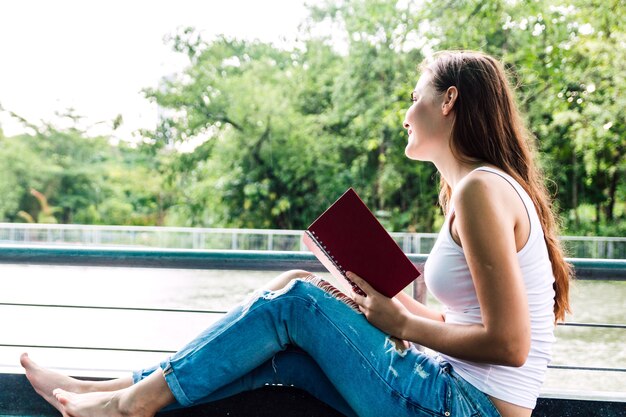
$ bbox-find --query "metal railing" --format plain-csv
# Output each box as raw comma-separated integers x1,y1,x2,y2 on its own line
0,223,624,258
0,246,624,417
0,245,624,279
0,247,624,416
1,300,624,374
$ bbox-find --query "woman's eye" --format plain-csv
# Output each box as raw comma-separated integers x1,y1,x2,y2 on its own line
410,91,418,102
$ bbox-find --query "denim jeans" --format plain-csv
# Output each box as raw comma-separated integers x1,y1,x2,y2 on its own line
133,276,501,417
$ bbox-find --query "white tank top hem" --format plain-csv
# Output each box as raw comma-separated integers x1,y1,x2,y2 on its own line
424,167,556,409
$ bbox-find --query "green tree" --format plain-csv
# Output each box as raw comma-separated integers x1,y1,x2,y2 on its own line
418,0,626,235
1,0,622,235
148,1,442,231
0,111,172,226
143,34,349,228
0,135,47,221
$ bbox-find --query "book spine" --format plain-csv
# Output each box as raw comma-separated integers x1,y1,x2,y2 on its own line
304,231,365,296
308,230,346,275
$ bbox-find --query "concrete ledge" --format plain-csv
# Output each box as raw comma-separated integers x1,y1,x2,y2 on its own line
157,386,345,417
1,373,624,417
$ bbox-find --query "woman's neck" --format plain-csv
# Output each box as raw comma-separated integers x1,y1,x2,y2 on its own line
434,158,485,190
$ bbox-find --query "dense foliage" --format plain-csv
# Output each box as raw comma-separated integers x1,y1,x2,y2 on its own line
1,0,624,235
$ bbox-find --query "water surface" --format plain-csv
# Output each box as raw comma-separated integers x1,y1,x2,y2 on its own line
0,264,623,394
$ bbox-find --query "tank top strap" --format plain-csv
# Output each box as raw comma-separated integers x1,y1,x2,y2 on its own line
471,166,543,242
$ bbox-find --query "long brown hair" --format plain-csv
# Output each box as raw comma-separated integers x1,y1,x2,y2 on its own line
423,50,571,322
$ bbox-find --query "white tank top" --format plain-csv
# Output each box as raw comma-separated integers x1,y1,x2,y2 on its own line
424,166,556,409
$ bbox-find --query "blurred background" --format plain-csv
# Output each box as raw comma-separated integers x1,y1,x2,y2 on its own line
0,0,624,397
0,0,624,237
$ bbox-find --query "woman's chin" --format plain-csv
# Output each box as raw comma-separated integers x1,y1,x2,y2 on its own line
405,149,433,162
405,145,424,161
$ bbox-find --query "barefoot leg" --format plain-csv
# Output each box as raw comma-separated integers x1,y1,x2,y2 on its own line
53,369,175,417
20,353,133,413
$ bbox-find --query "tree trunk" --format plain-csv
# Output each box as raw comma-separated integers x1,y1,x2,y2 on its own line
605,169,619,221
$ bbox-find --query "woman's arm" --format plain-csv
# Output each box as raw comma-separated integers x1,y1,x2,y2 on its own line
351,173,531,367
394,291,444,322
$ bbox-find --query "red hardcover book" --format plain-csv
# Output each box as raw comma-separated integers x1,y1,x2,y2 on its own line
302,188,420,298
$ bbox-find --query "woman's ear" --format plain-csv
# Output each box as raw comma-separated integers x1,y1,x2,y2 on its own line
441,86,458,116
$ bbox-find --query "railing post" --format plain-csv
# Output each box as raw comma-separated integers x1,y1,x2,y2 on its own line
415,234,422,254
598,241,605,259
268,232,273,251
412,276,427,305
300,232,306,252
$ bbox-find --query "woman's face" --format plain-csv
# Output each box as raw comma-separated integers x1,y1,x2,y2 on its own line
403,72,448,161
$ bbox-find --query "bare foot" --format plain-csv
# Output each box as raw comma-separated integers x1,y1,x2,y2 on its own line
24,354,173,417
20,352,134,409
20,353,91,414
54,388,152,417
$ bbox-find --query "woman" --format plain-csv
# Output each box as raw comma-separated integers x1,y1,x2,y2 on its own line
21,50,571,417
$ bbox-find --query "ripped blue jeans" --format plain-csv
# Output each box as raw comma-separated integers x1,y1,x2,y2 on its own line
133,276,501,417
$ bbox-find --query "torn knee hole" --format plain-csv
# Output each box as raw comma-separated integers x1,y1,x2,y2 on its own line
301,275,362,314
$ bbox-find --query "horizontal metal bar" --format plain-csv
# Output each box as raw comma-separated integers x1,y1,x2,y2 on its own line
0,245,624,280
5,343,624,373
0,302,227,315
560,236,626,242
3,303,625,329
0,364,134,375
4,342,625,373
0,343,175,354
567,257,626,280
548,365,626,373
538,389,626,403
558,322,626,329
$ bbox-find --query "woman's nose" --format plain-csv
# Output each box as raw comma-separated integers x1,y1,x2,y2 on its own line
403,121,410,129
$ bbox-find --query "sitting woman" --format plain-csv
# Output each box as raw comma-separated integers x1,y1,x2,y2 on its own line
21,50,571,417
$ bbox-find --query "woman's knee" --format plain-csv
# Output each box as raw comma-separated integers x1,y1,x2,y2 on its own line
265,269,312,291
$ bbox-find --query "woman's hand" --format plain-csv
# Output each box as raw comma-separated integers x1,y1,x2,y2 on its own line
347,271,410,339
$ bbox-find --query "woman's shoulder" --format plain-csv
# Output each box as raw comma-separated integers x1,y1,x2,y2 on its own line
453,167,514,205
452,167,526,225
